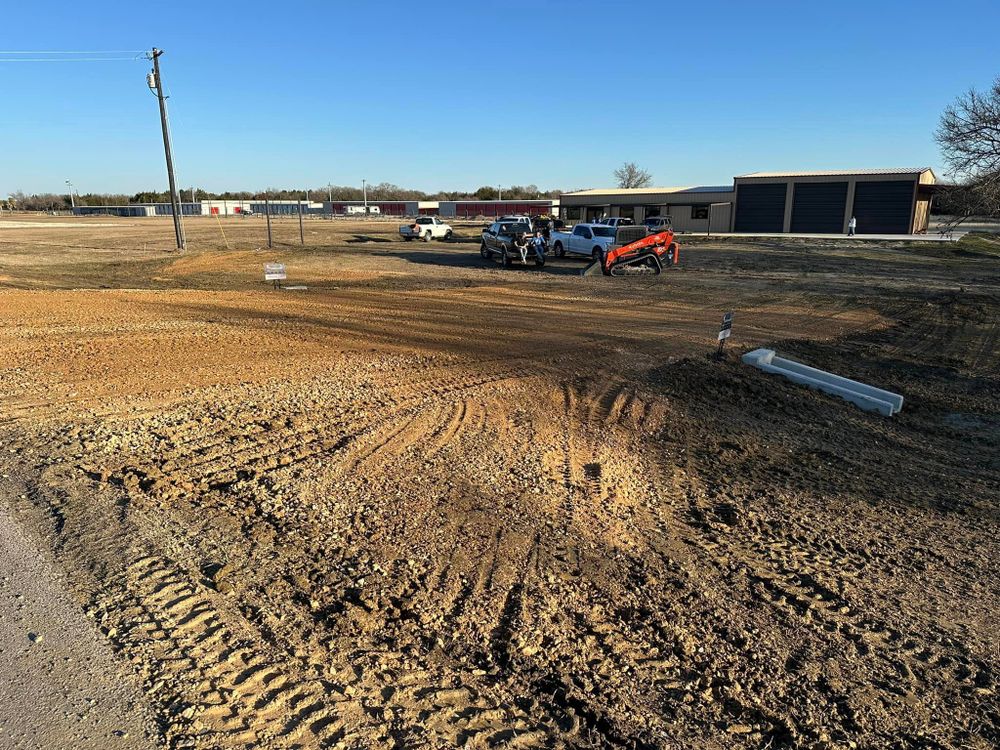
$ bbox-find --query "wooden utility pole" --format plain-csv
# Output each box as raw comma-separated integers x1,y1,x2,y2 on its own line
150,48,186,250
298,195,305,245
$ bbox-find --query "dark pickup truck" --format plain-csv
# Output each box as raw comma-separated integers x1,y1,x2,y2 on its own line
480,220,545,268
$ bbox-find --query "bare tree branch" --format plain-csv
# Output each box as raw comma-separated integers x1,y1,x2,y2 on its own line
935,76,1000,231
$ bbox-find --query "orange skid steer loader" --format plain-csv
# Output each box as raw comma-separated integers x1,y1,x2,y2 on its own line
582,226,681,277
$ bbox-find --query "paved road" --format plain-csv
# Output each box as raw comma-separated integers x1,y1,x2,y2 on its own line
0,491,158,750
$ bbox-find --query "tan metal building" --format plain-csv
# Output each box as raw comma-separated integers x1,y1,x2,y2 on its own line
560,168,937,235
733,168,936,234
558,186,735,232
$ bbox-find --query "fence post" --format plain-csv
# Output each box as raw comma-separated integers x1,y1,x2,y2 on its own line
265,196,273,248
298,195,305,245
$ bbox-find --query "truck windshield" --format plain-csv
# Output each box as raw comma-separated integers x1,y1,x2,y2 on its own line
591,227,616,237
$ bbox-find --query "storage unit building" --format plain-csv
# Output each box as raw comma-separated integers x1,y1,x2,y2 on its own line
438,200,556,219
558,187,734,233
322,201,418,216
733,168,936,234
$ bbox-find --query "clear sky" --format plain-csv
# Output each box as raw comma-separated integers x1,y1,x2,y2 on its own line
1,0,998,197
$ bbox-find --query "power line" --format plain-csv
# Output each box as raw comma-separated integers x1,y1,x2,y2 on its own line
0,57,140,62
0,50,144,54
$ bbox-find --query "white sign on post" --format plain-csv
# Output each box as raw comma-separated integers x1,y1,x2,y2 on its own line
715,311,734,357
263,263,286,282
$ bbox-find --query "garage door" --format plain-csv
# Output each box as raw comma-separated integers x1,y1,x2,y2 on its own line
790,181,848,233
735,183,787,232
852,180,915,234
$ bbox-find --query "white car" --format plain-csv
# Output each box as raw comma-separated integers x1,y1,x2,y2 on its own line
548,223,618,260
596,217,635,227
400,216,453,242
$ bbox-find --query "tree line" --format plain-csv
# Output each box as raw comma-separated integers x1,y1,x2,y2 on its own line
4,183,563,210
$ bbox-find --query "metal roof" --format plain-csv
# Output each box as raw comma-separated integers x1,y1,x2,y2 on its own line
673,185,734,193
562,185,734,196
736,168,933,178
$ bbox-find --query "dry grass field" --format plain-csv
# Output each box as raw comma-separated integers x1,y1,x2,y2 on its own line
0,215,998,749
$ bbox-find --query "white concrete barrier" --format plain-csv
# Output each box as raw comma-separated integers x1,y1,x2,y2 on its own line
741,349,903,416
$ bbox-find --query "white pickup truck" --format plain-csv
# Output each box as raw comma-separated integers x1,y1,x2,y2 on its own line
399,216,453,242
549,223,618,261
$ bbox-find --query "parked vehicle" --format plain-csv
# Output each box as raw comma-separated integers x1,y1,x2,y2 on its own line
548,223,617,261
531,215,564,235
596,217,635,227
497,215,532,226
643,216,673,232
400,216,453,242
480,220,545,268
347,205,381,215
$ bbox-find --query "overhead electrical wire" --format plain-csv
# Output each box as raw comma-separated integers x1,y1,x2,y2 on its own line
0,50,144,54
0,57,140,62
0,50,146,62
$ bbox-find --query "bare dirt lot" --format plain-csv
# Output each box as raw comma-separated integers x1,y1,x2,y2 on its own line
1,215,998,749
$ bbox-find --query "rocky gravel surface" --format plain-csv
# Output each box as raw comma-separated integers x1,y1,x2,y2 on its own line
0,217,997,749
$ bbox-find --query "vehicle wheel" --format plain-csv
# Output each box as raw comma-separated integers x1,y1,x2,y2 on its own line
443,230,453,241
423,231,432,242
554,241,565,258
592,247,603,262
404,236,413,242
480,242,492,259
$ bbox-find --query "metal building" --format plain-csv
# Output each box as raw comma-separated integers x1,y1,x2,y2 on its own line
733,168,936,234
560,168,937,235
322,201,419,216
437,200,558,219
558,187,734,232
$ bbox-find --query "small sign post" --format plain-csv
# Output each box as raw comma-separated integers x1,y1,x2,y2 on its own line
716,311,734,358
264,262,286,290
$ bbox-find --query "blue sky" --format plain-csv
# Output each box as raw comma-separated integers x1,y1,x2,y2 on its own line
1,0,997,196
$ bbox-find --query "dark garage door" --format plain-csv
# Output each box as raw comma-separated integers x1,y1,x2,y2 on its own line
790,181,848,233
735,183,787,232
852,180,915,234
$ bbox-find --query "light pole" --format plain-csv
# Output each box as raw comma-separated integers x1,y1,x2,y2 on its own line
498,184,502,202
327,183,332,201
65,179,75,209
362,179,367,213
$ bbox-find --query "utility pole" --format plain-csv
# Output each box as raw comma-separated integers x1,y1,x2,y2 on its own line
362,179,367,213
65,179,75,209
298,194,305,245
498,184,502,201
148,48,186,250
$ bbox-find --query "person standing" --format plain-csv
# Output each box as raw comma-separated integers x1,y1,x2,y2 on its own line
848,216,857,236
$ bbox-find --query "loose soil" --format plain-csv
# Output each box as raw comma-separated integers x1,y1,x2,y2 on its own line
0,216,997,749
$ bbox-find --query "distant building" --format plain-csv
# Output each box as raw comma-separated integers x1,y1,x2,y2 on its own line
437,199,558,218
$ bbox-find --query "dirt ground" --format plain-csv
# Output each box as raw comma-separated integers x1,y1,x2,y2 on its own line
0,215,998,750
